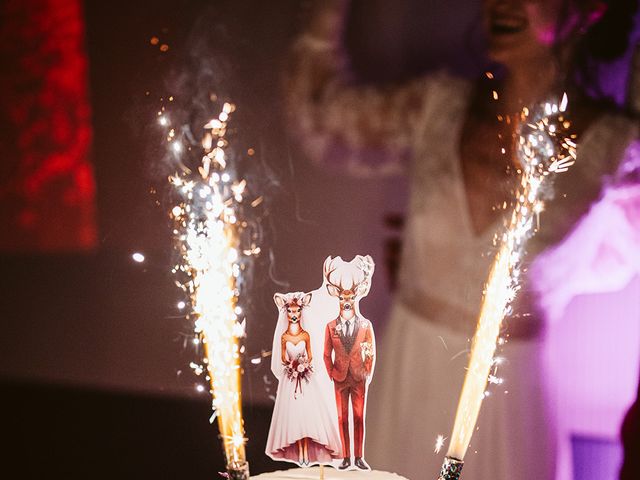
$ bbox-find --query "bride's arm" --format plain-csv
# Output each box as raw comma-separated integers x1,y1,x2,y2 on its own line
287,0,435,176
304,332,313,362
281,336,288,363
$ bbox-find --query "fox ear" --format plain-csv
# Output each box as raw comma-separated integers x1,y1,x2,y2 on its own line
302,293,312,306
274,293,286,309
326,284,340,297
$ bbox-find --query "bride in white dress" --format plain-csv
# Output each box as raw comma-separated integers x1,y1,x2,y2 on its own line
265,292,342,466
286,1,639,479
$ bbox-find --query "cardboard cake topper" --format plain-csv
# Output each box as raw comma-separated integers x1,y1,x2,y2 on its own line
265,255,376,471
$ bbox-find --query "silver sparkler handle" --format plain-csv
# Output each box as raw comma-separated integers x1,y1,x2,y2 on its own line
227,461,250,480
437,456,464,480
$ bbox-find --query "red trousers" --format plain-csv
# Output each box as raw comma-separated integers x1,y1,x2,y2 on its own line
334,371,366,458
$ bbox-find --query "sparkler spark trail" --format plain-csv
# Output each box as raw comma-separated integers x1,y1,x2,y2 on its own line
164,99,258,478
438,96,576,478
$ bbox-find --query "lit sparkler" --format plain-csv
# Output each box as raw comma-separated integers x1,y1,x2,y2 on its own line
165,100,255,480
437,95,576,479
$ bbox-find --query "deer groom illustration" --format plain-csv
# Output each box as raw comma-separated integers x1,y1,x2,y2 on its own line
322,255,376,471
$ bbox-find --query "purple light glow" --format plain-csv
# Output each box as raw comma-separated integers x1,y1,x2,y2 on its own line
545,278,640,480
531,145,640,480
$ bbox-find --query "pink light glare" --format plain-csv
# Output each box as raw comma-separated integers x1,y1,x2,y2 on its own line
531,186,640,322
531,144,640,479
524,0,608,46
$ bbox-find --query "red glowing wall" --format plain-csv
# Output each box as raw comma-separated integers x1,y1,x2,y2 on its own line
0,0,96,251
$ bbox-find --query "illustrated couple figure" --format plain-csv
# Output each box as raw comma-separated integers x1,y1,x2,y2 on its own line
266,256,376,470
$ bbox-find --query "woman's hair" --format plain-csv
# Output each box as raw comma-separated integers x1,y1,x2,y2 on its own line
569,0,638,100
583,0,637,62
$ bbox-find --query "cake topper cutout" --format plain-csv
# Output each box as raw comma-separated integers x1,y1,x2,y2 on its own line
265,255,376,471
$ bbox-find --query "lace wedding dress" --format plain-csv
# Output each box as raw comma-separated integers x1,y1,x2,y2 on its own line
288,34,638,480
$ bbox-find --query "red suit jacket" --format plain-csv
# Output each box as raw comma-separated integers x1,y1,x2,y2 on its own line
324,317,374,383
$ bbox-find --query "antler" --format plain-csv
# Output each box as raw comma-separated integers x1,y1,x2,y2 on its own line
323,257,343,292
352,258,373,294
351,275,373,298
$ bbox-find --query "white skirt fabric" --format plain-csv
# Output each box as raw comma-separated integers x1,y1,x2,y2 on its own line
266,341,342,465
365,302,557,480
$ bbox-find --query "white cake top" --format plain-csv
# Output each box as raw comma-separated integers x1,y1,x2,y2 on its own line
251,467,408,480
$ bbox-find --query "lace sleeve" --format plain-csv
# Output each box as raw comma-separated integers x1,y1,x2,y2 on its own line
286,33,434,177
529,122,640,322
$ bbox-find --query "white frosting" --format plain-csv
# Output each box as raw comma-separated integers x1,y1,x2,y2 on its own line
251,467,408,480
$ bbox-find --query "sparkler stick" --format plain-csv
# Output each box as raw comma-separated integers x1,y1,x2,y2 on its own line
437,95,576,479
166,101,253,479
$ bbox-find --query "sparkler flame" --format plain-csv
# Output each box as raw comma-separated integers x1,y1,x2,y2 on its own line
164,99,256,472
443,96,576,463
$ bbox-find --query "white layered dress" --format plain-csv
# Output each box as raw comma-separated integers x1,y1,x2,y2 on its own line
266,340,342,465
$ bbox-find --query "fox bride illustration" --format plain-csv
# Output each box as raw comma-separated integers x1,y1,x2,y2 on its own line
265,291,342,466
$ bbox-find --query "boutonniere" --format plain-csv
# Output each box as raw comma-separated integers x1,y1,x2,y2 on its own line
334,324,343,335
360,341,374,359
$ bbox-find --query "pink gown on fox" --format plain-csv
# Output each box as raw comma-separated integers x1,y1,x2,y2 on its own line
266,339,342,464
